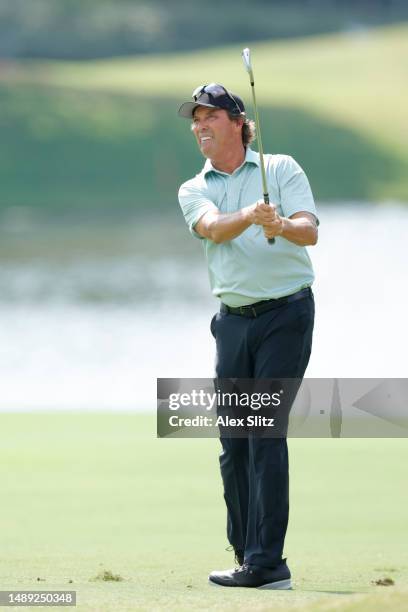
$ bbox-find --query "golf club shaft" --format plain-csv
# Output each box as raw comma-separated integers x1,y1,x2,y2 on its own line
250,85,268,199
248,70,275,245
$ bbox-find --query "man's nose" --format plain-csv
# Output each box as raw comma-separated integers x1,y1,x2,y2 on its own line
195,118,209,130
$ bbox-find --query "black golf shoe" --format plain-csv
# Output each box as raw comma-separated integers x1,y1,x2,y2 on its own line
209,559,292,589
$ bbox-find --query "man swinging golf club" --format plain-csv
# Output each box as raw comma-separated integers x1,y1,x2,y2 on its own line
177,51,318,590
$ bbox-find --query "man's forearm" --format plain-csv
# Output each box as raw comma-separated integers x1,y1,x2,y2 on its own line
196,207,252,243
280,216,318,246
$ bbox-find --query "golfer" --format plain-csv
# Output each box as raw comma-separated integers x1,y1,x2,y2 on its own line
177,83,318,589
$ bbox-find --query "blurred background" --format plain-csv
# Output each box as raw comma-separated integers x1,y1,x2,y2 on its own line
0,0,407,411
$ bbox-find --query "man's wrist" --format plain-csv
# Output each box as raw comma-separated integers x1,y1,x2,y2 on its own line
280,216,289,236
244,204,255,225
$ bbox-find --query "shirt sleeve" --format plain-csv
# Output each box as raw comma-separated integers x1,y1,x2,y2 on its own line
276,155,319,224
178,178,218,239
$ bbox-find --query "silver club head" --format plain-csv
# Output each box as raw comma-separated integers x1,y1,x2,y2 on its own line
242,48,254,80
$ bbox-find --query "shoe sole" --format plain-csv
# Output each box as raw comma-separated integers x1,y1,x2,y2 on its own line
209,578,292,590
257,579,292,590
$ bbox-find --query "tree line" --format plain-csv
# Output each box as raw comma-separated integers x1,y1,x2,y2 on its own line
0,0,407,59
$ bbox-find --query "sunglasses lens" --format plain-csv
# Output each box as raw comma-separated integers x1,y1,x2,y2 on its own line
192,84,205,100
205,84,225,96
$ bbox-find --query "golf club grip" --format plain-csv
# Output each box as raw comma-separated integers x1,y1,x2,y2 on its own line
263,194,275,245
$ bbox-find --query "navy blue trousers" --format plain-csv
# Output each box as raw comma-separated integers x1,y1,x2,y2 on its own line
211,291,315,568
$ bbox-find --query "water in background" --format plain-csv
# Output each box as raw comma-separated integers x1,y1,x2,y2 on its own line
1,204,407,411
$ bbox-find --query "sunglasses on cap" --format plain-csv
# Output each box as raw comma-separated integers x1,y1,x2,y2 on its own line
178,83,245,118
192,83,243,116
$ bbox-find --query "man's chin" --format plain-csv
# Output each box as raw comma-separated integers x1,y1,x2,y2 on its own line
199,143,214,158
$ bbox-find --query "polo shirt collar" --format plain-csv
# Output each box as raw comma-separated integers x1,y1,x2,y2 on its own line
203,147,260,176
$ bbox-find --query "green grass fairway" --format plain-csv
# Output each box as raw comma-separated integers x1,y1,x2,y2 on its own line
0,23,407,209
0,413,407,611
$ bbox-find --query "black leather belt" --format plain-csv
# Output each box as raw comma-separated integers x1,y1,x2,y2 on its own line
220,287,312,318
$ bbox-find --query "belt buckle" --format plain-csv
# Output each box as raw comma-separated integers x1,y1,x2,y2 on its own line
239,305,257,317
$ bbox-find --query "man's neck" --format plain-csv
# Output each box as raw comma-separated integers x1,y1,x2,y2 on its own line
210,146,246,175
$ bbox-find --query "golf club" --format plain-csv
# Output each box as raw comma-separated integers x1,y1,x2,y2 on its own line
241,47,275,245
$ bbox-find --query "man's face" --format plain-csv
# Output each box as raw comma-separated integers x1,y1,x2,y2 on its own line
191,106,242,159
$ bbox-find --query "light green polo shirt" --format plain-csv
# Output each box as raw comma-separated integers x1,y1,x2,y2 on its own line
178,147,318,307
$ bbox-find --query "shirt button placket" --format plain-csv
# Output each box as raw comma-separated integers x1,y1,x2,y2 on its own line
225,176,230,213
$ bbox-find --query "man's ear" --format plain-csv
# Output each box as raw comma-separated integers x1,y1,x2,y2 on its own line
233,117,244,131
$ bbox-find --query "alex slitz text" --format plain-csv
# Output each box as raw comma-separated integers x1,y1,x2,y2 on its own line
168,415,275,428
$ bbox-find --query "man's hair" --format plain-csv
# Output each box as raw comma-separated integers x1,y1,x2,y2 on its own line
228,113,256,146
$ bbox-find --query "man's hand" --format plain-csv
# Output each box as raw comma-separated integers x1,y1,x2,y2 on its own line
263,216,284,239
248,200,276,226
247,200,284,239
